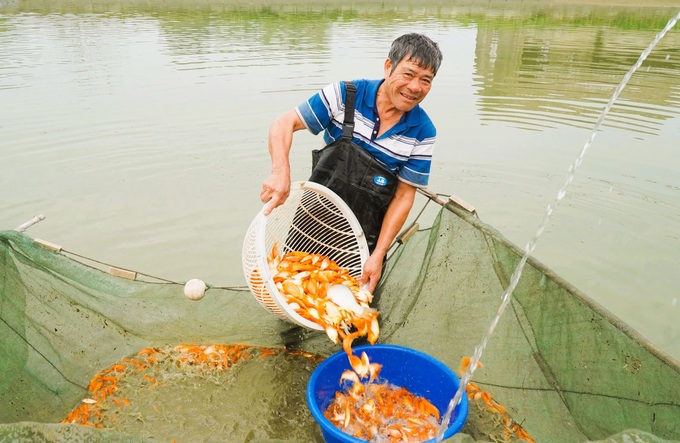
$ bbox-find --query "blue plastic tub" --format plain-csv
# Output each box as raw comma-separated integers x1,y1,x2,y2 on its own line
306,344,469,443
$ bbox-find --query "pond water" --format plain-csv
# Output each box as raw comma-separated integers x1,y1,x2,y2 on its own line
1,0,679,361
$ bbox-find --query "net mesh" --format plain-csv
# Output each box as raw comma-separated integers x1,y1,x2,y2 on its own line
1,199,679,442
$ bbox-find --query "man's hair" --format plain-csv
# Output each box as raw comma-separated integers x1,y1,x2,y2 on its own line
388,33,443,76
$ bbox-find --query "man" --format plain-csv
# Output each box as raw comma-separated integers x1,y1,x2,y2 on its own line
260,33,442,294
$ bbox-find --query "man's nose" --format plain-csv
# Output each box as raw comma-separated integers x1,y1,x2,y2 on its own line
407,77,423,93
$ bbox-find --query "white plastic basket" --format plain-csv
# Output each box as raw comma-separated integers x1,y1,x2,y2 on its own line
242,181,370,330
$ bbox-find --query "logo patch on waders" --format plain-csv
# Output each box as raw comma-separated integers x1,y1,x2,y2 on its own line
373,176,388,187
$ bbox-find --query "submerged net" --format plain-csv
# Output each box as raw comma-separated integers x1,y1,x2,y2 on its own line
61,344,325,442
1,197,679,442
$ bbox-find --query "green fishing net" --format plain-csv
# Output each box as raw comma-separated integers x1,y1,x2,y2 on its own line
1,201,679,442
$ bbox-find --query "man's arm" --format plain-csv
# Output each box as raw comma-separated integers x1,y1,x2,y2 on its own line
360,180,417,293
260,109,307,215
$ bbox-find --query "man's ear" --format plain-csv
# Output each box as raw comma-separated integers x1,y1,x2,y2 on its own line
383,58,393,77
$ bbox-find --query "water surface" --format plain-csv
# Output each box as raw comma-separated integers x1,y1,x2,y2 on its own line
1,0,679,360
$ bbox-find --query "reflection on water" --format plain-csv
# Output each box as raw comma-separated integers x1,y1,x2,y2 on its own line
3,0,678,134
475,25,680,133
1,0,679,361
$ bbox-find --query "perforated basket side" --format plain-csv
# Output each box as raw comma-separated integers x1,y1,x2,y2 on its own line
267,181,369,277
291,184,365,275
241,211,289,322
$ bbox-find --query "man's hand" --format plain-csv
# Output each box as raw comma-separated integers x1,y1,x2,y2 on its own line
260,172,290,215
360,253,384,294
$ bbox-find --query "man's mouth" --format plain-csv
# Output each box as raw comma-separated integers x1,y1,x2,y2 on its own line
400,91,418,102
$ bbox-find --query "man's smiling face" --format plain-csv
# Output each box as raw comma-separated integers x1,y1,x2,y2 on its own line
382,57,435,113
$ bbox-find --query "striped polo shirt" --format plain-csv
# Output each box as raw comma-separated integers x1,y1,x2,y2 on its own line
295,79,435,188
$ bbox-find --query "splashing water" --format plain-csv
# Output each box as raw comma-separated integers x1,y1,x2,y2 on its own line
436,10,680,442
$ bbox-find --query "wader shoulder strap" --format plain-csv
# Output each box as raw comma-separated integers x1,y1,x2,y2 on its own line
341,81,356,141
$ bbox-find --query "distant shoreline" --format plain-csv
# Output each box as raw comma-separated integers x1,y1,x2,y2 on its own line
2,0,679,6
2,0,679,19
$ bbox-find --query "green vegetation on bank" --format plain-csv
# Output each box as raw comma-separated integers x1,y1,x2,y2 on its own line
2,0,679,31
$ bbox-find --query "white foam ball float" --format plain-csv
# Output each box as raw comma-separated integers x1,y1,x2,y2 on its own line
184,278,207,301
